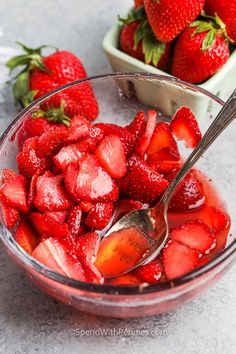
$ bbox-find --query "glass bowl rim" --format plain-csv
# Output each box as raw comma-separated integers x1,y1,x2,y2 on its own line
1,72,235,296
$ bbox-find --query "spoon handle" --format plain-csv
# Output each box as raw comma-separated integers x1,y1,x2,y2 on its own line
164,88,236,204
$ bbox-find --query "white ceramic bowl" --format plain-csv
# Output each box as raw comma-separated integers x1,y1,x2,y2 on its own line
103,22,236,119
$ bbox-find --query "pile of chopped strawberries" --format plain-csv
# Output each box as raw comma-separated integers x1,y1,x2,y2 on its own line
119,0,236,84
0,106,230,285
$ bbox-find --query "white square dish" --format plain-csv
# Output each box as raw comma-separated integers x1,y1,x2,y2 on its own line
103,22,236,120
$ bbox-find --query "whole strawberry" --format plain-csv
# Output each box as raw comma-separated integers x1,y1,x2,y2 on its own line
120,8,171,71
205,0,236,43
172,15,230,83
144,0,205,42
7,43,98,121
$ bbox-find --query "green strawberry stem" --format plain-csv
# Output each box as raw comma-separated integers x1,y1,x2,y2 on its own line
189,11,230,51
32,101,71,127
120,7,166,66
6,42,58,107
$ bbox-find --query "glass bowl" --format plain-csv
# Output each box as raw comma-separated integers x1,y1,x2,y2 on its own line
0,73,236,319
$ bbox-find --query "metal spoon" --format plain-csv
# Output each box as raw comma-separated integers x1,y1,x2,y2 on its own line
95,89,236,279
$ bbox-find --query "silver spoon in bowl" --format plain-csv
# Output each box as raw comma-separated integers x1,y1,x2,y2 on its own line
94,89,236,279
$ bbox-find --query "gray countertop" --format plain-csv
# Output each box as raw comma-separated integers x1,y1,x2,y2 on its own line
0,1,236,353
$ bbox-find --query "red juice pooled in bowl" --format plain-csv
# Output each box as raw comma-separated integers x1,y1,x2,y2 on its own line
0,106,231,286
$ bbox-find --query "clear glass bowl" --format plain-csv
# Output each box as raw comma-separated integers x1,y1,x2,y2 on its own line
0,73,236,318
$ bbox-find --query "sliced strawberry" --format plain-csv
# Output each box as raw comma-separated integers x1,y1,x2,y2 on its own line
147,121,180,161
1,169,17,184
80,200,94,213
162,240,200,279
135,259,163,284
68,206,82,238
17,149,45,179
53,143,86,171
75,139,96,153
29,212,69,239
170,106,202,148
0,200,19,229
168,170,206,211
107,273,142,286
113,199,144,224
32,238,86,281
85,202,113,230
74,232,103,284
89,125,104,145
67,115,90,143
135,110,156,157
126,111,146,140
45,211,68,223
22,137,38,151
36,130,69,157
203,206,230,234
34,174,73,211
15,221,39,254
123,155,168,204
171,220,216,254
148,160,181,175
27,170,41,207
0,175,28,213
64,155,119,202
95,134,127,178
94,123,136,156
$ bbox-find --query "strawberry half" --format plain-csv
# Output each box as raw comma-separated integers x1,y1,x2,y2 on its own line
123,155,169,203
171,220,216,254
135,258,163,284
34,174,73,212
0,175,28,213
15,221,39,254
135,110,156,157
85,202,114,230
64,155,119,202
29,212,69,239
162,240,200,279
95,134,127,178
32,237,86,281
168,170,205,212
170,107,202,148
147,121,180,161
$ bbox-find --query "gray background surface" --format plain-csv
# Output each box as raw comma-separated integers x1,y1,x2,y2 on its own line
0,1,236,353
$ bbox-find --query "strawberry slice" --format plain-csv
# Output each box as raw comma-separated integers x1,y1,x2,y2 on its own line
167,170,205,211
67,206,82,238
17,149,45,179
1,169,17,184
135,259,163,284
34,174,73,211
148,160,181,175
36,130,69,157
113,199,144,224
171,220,216,254
170,106,202,148
85,202,113,230
123,155,169,203
32,237,86,281
95,134,127,178
162,240,200,279
126,111,146,140
27,170,41,207
15,221,39,254
147,121,180,161
80,200,94,212
64,155,119,202
0,175,28,213
29,212,69,239
45,211,68,223
67,115,90,143
22,137,38,151
0,200,19,229
53,143,86,170
94,123,136,156
135,110,156,157
107,273,142,286
202,206,230,234
75,232,103,284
